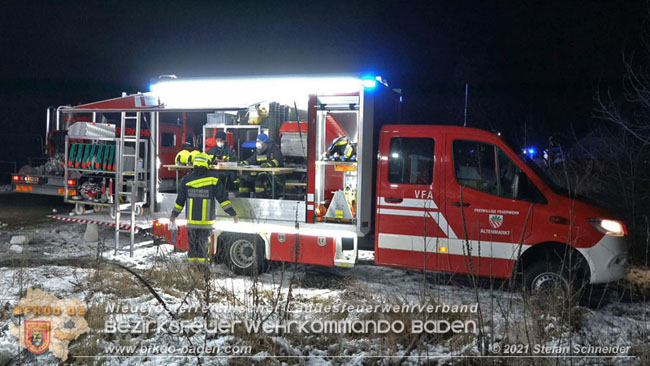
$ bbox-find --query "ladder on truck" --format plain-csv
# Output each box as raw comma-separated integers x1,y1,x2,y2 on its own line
113,112,146,256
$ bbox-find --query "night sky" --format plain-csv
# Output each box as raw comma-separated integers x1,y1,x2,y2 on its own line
0,0,645,163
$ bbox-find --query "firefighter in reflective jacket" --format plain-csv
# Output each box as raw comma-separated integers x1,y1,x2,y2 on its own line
238,133,283,198
207,131,238,162
170,152,239,262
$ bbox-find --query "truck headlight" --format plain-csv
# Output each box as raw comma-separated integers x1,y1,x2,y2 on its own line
589,218,626,237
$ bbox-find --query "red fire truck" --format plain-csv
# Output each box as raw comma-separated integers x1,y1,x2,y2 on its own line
49,75,629,292
11,101,197,214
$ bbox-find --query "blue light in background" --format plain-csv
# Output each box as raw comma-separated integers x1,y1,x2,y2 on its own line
523,147,537,157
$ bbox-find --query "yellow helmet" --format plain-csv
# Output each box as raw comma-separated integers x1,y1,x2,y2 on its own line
192,152,210,168
175,150,191,166
187,150,200,165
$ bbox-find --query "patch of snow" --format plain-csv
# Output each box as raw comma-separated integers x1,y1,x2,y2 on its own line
357,250,374,261
8,244,22,253
251,351,270,361
10,235,30,245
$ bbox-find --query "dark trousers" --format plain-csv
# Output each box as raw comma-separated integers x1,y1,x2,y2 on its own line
238,172,271,198
216,171,235,190
187,228,212,262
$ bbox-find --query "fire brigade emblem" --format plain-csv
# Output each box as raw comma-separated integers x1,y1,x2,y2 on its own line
489,215,503,229
25,320,51,354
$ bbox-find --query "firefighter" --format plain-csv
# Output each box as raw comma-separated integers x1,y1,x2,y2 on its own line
207,131,238,189
207,131,238,162
170,152,239,263
238,133,284,198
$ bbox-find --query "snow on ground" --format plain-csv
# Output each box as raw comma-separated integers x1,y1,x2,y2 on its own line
0,220,649,365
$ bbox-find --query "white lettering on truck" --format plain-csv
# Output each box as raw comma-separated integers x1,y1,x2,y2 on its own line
414,190,433,200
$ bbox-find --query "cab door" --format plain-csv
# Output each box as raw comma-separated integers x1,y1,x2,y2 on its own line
443,135,536,278
375,126,450,271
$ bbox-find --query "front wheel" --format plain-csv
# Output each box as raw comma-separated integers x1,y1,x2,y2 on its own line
523,260,586,302
225,234,267,276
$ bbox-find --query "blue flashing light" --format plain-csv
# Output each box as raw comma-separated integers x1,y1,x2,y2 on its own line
361,78,377,89
528,148,536,155
361,73,379,89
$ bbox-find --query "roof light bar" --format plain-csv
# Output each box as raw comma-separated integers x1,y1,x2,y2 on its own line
149,75,381,109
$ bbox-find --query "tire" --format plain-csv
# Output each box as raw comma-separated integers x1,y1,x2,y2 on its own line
522,259,587,302
93,206,104,213
225,234,267,276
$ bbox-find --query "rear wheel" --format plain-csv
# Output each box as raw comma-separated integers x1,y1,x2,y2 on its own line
225,234,267,276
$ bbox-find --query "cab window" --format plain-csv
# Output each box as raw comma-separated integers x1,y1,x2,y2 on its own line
388,137,434,185
453,140,545,202
453,140,498,194
161,132,176,148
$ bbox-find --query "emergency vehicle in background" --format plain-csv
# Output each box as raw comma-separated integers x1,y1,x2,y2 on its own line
11,105,197,215
47,74,628,293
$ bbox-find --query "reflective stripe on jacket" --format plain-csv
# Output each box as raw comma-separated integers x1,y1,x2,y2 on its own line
171,168,236,228
207,144,238,162
245,144,284,167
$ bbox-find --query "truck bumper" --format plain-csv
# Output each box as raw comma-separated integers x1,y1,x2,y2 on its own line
577,235,629,284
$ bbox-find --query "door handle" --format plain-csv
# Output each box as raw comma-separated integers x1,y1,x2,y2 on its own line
385,197,403,203
451,202,470,207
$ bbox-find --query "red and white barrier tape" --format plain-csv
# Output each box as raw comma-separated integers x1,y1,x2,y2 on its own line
47,215,137,232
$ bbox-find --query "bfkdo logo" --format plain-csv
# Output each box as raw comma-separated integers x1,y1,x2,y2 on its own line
25,320,51,354
10,288,89,361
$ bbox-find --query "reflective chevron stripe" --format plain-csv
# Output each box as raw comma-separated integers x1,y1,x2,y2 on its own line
186,177,218,188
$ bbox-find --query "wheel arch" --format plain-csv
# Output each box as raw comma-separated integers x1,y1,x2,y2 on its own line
516,241,590,282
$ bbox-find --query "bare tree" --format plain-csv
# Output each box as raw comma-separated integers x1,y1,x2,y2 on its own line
595,20,650,145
